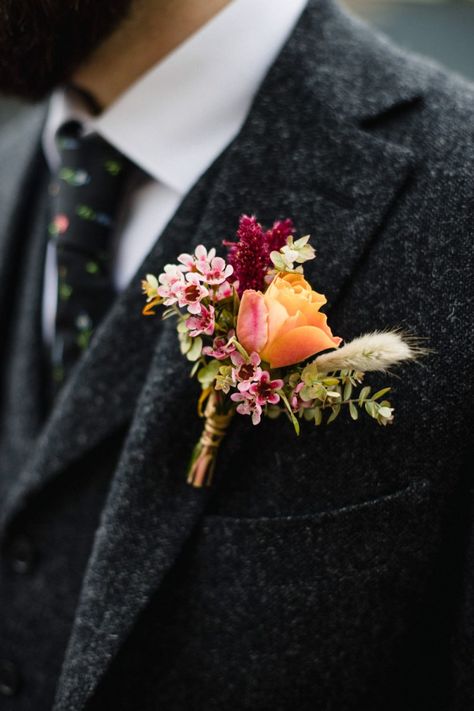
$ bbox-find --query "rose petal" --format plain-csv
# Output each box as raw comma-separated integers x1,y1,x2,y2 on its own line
264,325,342,368
269,309,307,341
264,295,288,344
236,290,268,353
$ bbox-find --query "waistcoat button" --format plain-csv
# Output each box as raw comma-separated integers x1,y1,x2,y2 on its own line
0,659,21,697
8,536,37,574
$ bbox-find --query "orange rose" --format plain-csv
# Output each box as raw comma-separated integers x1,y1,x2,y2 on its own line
236,273,341,368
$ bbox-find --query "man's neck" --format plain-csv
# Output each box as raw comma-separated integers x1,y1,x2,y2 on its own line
72,0,232,111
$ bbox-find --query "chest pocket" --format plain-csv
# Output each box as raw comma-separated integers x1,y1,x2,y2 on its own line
172,479,434,709
197,478,432,585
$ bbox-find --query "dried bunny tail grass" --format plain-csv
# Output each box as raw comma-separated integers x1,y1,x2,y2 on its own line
313,330,428,374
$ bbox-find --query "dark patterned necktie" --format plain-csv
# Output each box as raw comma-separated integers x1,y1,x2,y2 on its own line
48,120,132,392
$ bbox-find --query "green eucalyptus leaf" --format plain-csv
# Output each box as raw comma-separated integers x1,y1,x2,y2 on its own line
349,401,359,420
301,363,319,386
190,360,201,378
359,386,371,404
186,337,203,362
288,372,301,388
197,359,221,388
373,387,392,401
343,381,353,401
365,401,377,419
300,384,316,402
179,335,192,356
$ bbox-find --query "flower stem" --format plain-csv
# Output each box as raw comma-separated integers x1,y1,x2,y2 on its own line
187,391,235,487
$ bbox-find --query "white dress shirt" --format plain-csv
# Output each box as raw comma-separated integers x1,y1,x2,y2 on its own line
42,0,308,344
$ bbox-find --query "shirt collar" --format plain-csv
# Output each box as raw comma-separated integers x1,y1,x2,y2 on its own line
43,0,308,195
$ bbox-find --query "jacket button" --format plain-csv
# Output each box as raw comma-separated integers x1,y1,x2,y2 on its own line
8,536,37,574
0,659,21,697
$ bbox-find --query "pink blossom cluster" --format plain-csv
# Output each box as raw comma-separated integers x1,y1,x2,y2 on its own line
202,331,237,360
157,245,234,337
229,351,283,425
224,215,295,295
290,382,315,413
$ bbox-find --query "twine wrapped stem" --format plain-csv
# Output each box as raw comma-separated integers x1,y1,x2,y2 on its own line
187,391,235,487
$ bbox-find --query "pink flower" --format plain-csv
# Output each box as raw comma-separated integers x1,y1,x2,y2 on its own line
178,245,233,287
199,256,234,286
157,264,185,304
231,351,262,390
231,370,283,425
178,253,197,272
248,371,283,406
230,392,263,426
176,273,209,314
194,245,217,273
290,382,313,411
214,280,234,301
202,331,237,360
178,245,216,273
185,304,215,337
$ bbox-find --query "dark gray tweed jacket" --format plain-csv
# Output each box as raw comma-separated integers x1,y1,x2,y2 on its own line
0,0,473,709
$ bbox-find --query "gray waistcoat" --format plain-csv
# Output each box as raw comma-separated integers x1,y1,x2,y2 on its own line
0,160,120,709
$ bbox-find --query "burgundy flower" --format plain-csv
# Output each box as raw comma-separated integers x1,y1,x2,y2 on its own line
224,215,295,295
265,218,295,254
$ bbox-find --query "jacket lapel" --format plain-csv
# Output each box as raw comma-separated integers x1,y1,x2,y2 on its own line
0,160,222,532
52,0,426,707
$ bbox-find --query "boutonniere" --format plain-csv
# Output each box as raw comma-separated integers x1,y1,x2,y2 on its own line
142,216,425,487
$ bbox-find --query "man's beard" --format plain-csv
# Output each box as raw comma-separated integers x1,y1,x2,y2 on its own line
0,0,134,102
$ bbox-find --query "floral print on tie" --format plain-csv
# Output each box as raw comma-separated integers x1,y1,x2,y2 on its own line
49,120,132,392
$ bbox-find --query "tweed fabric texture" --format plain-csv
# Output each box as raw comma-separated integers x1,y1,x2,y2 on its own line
0,0,473,709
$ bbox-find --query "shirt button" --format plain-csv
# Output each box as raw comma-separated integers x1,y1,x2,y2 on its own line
8,536,37,575
0,659,21,697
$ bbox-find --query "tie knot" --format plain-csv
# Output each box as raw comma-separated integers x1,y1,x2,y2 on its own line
54,120,130,187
